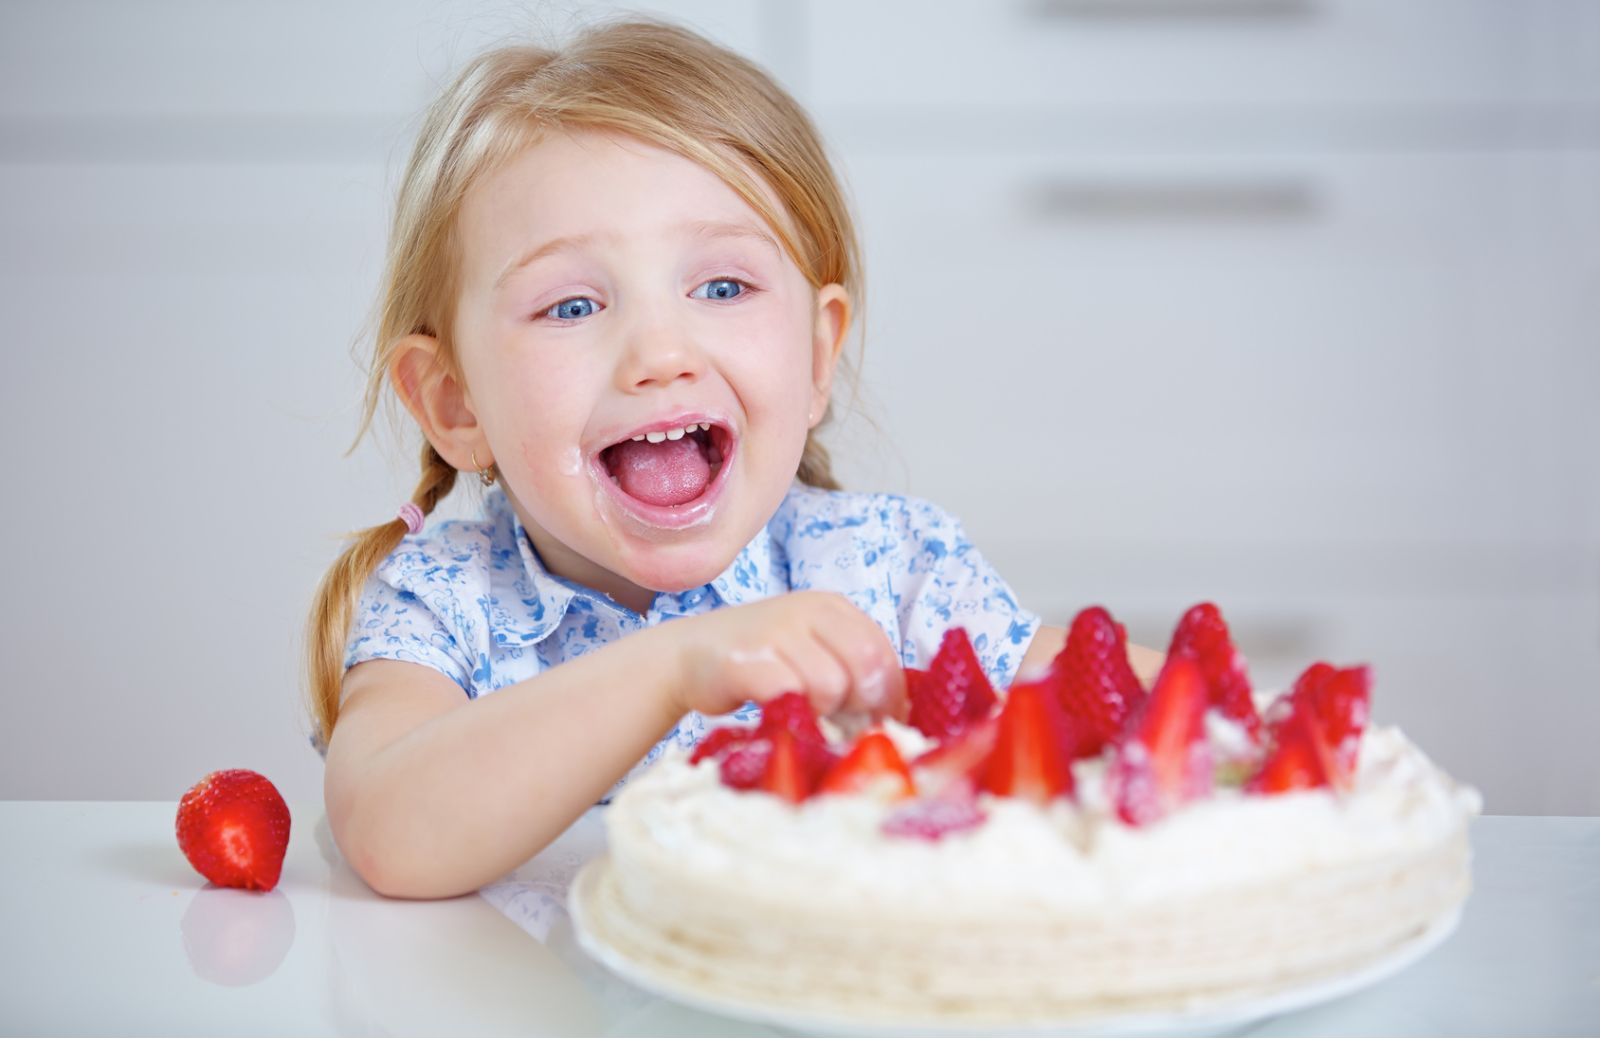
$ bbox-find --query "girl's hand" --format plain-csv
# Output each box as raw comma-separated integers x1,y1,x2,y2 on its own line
671,591,907,722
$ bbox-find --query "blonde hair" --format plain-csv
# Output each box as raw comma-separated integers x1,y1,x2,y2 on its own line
306,18,864,747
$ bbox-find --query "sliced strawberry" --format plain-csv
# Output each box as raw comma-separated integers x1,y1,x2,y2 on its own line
716,693,837,801
980,679,1075,803
1308,664,1371,788
1110,655,1212,826
762,729,821,804
819,729,916,799
757,691,830,748
906,628,999,740
175,769,292,892
1169,602,1261,742
911,715,999,797
689,725,754,765
719,739,772,788
881,792,988,841
1051,606,1146,758
1254,661,1371,793
1248,704,1328,793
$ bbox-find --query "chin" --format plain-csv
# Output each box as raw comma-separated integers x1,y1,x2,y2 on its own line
620,542,740,595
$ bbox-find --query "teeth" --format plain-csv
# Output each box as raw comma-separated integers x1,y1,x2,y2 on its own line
631,422,714,445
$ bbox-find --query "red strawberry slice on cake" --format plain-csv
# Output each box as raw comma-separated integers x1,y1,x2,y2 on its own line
1109,655,1213,826
911,716,1000,797
881,790,988,841
906,628,999,741
762,727,833,804
819,729,916,799
980,679,1076,803
1248,699,1327,793
690,725,754,765
1168,602,1261,743
1051,606,1147,759
1250,662,1371,794
699,692,838,802
1307,663,1371,788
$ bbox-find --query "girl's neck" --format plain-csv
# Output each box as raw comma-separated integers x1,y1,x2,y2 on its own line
517,513,658,616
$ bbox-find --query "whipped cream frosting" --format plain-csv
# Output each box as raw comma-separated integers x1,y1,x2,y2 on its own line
607,720,1481,917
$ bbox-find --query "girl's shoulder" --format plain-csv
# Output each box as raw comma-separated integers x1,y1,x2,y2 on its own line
374,490,523,596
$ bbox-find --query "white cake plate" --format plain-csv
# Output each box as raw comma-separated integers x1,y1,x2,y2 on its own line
569,859,1463,1038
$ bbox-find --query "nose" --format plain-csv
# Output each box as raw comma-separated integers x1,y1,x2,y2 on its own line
613,308,705,393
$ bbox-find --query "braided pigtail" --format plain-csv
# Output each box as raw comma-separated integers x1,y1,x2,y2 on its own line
796,431,840,491
306,443,459,749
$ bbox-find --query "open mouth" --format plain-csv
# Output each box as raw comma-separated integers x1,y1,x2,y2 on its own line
597,420,732,511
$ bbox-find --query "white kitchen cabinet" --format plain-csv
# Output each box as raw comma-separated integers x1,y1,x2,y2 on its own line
802,0,1600,111
804,2,1600,815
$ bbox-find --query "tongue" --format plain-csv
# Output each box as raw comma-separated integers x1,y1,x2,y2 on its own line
609,436,712,507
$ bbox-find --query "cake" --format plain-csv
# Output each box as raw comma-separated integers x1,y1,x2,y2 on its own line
572,603,1480,1029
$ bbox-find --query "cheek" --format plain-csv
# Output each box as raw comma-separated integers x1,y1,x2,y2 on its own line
724,309,818,414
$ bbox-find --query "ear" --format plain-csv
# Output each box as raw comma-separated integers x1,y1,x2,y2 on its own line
388,333,488,473
808,283,852,428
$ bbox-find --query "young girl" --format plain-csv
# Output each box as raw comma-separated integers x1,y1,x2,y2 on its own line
307,18,1158,900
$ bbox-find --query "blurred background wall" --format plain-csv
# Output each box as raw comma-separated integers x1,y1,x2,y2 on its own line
2,0,1595,814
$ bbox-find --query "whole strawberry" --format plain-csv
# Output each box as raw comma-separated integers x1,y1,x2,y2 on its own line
176,770,291,892
1052,606,1146,758
1168,602,1261,741
906,628,999,741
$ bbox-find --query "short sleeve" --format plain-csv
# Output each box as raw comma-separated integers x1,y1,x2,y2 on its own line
890,497,1040,689
344,568,476,697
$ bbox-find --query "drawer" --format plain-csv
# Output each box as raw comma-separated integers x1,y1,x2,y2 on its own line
829,149,1600,550
802,0,1600,111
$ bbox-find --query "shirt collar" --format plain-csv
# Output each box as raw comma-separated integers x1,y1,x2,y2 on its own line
494,490,581,646
707,521,781,607
493,489,785,640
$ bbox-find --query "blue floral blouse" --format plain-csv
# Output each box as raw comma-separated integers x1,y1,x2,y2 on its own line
325,484,1040,798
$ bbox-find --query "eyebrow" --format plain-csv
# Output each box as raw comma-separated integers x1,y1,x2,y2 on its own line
492,219,782,293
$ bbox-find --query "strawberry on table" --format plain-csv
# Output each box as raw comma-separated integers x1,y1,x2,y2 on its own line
980,678,1076,803
1110,655,1212,826
1051,606,1147,758
906,628,999,741
1169,602,1261,742
175,769,292,892
819,729,916,799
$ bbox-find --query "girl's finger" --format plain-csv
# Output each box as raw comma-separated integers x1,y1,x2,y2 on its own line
808,597,904,718
723,645,805,706
772,638,851,716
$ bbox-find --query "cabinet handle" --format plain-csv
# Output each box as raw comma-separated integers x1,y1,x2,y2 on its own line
1020,177,1317,223
1026,0,1315,20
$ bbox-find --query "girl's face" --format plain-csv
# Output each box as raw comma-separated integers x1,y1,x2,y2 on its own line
448,130,847,610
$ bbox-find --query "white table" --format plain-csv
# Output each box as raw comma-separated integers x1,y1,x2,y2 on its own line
1,804,1594,1037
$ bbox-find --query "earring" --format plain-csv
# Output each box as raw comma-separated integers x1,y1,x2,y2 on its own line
470,448,497,487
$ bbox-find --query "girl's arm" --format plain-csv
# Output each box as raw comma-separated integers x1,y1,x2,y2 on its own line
324,591,904,900
1020,625,1165,687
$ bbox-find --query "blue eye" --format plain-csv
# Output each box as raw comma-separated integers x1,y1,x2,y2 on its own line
544,297,599,321
692,278,746,301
